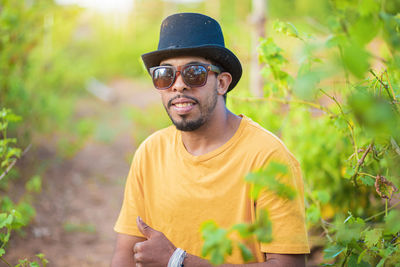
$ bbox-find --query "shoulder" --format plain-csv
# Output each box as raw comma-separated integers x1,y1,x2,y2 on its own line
239,115,298,165
134,125,176,157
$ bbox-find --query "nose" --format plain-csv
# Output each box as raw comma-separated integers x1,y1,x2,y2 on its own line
171,71,188,92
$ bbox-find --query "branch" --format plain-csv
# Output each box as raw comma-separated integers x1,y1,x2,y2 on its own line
384,70,397,101
230,95,336,116
320,89,360,162
351,142,374,184
365,201,400,222
0,257,12,267
357,143,373,167
0,143,32,181
370,70,398,112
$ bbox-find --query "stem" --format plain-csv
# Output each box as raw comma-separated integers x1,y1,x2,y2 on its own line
341,249,351,267
320,220,333,242
0,257,12,267
353,142,374,181
358,172,376,179
365,201,400,222
0,143,32,181
385,199,388,218
320,89,359,162
385,70,397,101
370,70,397,109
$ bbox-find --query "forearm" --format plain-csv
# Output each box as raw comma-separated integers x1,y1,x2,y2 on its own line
183,254,267,267
111,251,135,267
183,253,305,267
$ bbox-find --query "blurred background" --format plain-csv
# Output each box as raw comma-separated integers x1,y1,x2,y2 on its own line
1,0,399,266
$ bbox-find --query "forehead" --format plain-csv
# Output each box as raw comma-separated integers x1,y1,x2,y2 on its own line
159,56,212,66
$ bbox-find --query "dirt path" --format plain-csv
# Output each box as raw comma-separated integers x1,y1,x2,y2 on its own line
3,79,160,266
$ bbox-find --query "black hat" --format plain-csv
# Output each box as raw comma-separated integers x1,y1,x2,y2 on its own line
141,13,242,91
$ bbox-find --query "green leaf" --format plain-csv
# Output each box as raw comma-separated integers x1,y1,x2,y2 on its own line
0,213,13,228
201,221,232,265
348,92,399,138
5,112,21,122
336,216,365,245
306,204,321,224
357,249,368,264
324,244,345,259
293,70,321,100
245,162,296,200
376,258,385,267
25,175,42,193
384,210,400,235
349,16,380,46
238,242,254,262
348,253,372,267
381,12,400,49
6,147,21,159
253,210,273,243
359,0,380,15
313,190,331,204
273,20,300,39
342,44,370,79
363,228,383,248
360,176,375,186
0,248,5,257
232,223,252,238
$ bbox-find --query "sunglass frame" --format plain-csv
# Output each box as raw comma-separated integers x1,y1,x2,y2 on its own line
149,63,221,90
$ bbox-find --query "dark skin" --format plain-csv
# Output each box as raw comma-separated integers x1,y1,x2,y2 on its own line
111,217,305,267
111,56,306,267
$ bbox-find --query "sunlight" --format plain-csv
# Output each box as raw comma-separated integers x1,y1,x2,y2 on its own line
55,0,134,14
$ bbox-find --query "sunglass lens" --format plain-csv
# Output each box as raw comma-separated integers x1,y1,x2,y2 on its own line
183,65,207,86
153,67,174,89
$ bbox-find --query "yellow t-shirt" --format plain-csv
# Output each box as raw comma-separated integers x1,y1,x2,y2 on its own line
114,115,310,263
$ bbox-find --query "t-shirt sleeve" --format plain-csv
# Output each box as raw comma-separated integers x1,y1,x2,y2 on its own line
256,147,310,254
113,150,146,238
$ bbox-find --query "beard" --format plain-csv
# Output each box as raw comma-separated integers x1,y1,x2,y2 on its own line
165,87,218,132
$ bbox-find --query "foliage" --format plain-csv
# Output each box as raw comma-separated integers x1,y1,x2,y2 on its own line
228,0,400,265
0,110,44,265
0,1,56,264
0,109,21,175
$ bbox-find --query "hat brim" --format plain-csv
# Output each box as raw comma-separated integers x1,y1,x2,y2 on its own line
141,45,242,92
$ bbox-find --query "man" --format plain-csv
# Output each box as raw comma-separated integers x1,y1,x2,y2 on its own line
112,13,309,267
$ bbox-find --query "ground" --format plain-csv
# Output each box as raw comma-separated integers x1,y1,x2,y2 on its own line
2,79,160,266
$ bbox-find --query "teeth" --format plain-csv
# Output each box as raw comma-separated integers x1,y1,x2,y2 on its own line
175,103,193,108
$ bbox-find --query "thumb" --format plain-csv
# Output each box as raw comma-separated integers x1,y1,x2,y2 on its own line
137,216,156,239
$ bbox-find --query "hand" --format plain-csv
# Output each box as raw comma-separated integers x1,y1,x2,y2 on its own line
133,216,177,267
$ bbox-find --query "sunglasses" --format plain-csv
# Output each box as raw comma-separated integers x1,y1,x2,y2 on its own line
149,63,221,90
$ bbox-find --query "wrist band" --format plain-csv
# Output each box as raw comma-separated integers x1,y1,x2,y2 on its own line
168,248,187,267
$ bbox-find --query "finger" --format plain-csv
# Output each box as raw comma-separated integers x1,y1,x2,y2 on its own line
134,251,143,265
133,242,142,254
136,216,156,239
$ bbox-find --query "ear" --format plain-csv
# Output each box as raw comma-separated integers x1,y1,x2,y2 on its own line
216,72,232,96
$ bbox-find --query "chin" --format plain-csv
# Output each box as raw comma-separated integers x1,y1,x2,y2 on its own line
172,117,205,131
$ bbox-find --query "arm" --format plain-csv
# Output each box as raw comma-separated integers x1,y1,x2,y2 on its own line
133,217,305,267
183,253,305,267
111,233,146,267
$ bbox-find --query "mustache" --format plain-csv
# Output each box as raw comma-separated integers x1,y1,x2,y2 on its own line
167,95,199,108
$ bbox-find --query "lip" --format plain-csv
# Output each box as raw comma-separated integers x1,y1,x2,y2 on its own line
169,96,198,115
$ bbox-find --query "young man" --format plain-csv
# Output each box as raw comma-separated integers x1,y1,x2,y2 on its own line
112,13,309,267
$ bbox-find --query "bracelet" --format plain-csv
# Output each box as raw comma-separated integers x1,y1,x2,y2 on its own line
167,248,187,267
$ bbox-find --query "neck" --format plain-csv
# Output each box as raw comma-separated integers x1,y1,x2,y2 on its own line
180,105,242,156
